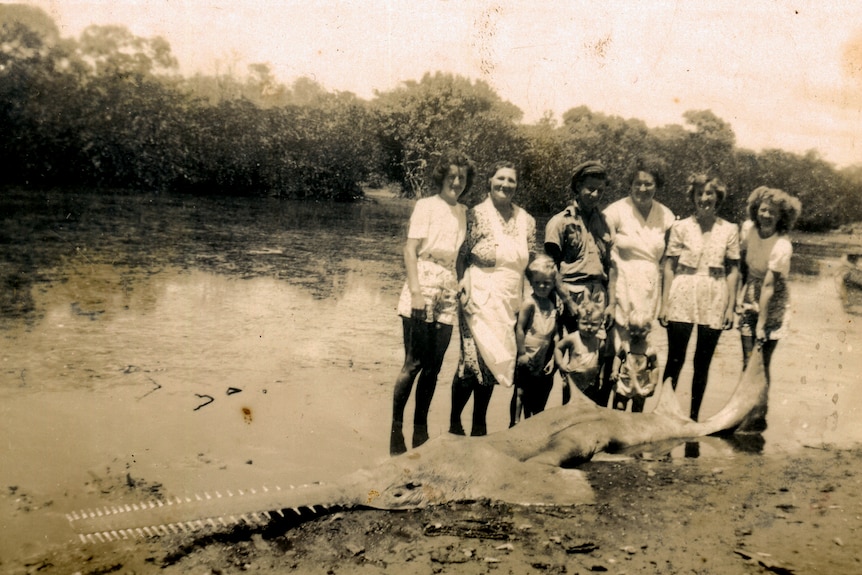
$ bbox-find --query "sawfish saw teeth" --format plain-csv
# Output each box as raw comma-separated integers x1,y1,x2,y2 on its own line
66,482,344,544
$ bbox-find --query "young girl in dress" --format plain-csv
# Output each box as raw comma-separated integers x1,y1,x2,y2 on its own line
511,255,559,426
555,293,607,404
736,186,802,431
611,310,659,413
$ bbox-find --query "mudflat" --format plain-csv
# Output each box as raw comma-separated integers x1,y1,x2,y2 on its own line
9,445,860,575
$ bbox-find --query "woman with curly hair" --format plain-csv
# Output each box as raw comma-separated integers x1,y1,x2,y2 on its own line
736,186,802,431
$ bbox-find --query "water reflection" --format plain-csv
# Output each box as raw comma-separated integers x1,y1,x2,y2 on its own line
2,192,861,442
0,191,410,329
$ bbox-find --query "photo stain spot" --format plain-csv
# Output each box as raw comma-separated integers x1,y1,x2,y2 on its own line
366,490,379,504
242,407,253,424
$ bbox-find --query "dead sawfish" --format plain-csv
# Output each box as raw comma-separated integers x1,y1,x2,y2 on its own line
67,348,768,543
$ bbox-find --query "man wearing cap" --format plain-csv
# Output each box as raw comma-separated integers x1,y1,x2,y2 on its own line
544,160,614,404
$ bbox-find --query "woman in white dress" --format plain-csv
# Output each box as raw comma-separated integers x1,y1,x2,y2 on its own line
604,156,675,413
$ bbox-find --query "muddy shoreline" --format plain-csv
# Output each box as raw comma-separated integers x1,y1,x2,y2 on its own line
5,444,860,575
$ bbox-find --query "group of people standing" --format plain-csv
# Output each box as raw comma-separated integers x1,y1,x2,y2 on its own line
390,151,802,456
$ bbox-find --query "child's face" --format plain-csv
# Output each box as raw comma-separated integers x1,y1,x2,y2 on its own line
530,271,554,298
628,325,650,340
578,315,602,336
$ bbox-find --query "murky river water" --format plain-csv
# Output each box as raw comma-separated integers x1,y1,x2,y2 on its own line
1,190,860,562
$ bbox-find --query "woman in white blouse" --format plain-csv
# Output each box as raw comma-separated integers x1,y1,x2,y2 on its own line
391,151,474,455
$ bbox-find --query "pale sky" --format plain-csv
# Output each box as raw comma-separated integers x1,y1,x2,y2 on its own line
22,0,862,167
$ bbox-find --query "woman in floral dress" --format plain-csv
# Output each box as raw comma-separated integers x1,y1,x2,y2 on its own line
658,175,740,421
450,161,536,437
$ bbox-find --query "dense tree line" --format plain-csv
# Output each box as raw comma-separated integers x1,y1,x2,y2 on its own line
2,5,861,229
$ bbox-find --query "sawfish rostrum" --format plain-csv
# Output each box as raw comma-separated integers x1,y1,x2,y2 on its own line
67,348,768,543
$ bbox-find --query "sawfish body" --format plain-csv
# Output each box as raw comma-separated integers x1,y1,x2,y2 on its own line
67,349,767,543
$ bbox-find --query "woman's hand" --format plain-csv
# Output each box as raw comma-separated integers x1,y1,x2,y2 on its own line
543,358,555,375
657,306,668,328
517,353,531,367
755,322,767,342
603,305,615,330
459,277,479,314
410,290,426,322
721,307,735,330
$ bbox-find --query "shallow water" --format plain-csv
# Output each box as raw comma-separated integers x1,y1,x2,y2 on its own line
0,191,860,562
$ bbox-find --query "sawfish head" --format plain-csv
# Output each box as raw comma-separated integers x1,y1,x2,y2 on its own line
348,435,596,510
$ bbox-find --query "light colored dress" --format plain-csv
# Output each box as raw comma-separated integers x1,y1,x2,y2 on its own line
459,197,535,388
664,216,740,330
603,197,675,325
738,220,793,340
610,324,658,399
396,194,466,325
613,347,659,399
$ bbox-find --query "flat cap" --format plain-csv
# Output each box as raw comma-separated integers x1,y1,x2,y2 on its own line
571,161,608,191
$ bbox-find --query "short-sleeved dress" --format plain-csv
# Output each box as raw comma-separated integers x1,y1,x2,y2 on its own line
738,220,793,340
603,197,675,325
396,194,467,325
664,216,740,330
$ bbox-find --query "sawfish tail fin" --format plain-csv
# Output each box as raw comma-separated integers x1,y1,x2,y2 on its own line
651,376,691,422
729,346,770,433
701,346,768,435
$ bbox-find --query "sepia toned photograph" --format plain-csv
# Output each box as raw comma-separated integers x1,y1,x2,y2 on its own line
1,1,861,573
